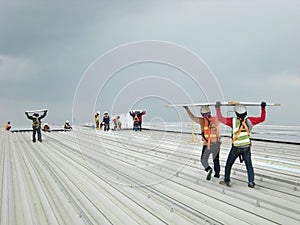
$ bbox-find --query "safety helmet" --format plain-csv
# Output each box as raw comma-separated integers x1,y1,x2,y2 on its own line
44,123,49,126
104,111,108,114
200,105,211,114
234,105,247,114
66,120,69,124
96,111,100,115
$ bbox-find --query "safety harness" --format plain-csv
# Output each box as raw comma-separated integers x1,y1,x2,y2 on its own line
203,117,220,149
232,118,251,147
232,118,252,163
32,117,40,129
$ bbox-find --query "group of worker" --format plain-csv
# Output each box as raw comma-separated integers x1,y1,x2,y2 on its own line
7,110,72,143
5,102,264,188
184,101,266,188
94,111,112,131
94,110,146,132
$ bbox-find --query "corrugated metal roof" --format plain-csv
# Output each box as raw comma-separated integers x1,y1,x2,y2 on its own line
1,127,300,225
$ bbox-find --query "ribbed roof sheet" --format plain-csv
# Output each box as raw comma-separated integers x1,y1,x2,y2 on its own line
1,127,300,225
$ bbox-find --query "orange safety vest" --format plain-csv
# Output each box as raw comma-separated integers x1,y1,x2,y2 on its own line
203,117,220,149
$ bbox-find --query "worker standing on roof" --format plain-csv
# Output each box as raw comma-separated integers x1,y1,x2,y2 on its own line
5,121,11,131
184,105,221,180
25,110,47,142
215,101,266,188
130,110,146,131
95,111,100,130
101,111,110,131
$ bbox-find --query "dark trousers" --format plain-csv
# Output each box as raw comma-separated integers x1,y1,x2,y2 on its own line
33,127,42,142
103,123,110,131
138,121,142,131
224,146,254,183
133,122,139,131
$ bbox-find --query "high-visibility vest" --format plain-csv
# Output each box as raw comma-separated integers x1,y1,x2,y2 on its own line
232,118,251,147
32,117,40,129
203,117,220,149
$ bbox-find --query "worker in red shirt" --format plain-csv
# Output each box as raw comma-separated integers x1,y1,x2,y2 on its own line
215,101,266,188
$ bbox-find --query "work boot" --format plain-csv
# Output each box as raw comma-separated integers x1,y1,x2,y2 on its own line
214,174,220,178
248,182,256,188
219,180,231,187
206,168,213,180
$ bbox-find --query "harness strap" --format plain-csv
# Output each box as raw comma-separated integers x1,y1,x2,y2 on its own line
232,119,250,144
204,117,219,149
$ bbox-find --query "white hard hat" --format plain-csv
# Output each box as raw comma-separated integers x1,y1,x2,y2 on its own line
200,105,211,114
66,120,69,123
44,123,49,126
96,111,100,114
234,105,247,114
104,111,108,114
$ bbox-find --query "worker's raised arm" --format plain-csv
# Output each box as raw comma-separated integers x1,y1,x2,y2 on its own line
215,101,232,127
25,112,32,120
183,106,201,124
40,110,47,119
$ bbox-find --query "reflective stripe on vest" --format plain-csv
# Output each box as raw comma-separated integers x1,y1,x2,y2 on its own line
232,118,251,147
203,117,220,149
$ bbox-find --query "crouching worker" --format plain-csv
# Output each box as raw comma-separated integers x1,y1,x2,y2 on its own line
5,121,11,131
184,105,221,180
64,120,72,130
25,110,47,142
216,101,266,188
42,123,50,132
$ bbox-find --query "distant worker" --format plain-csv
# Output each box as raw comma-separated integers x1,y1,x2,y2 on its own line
25,110,47,142
64,120,72,130
133,114,140,131
216,101,266,188
5,121,11,131
95,111,100,130
184,105,221,180
42,123,50,132
101,111,110,131
130,110,146,131
112,116,122,131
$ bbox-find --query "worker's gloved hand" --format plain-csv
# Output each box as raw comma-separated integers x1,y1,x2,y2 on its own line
261,101,266,108
183,106,188,110
215,101,221,109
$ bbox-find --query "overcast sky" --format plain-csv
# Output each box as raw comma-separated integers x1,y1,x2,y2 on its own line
1,0,299,127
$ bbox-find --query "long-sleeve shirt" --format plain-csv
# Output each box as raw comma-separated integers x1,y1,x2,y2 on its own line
216,107,266,128
26,111,47,127
102,116,110,124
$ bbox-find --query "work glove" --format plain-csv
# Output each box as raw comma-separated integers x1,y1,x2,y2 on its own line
261,101,266,108
215,101,221,109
